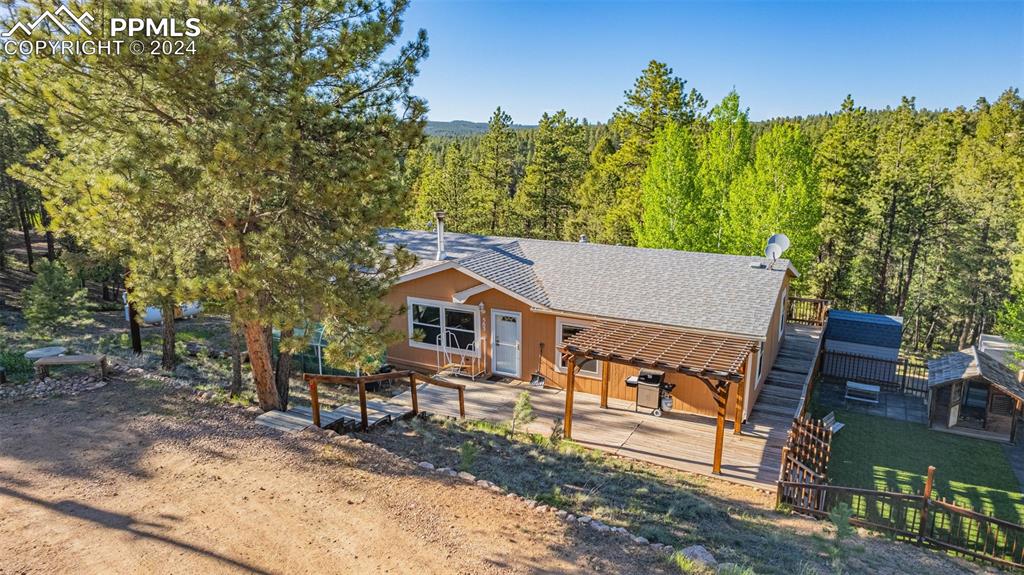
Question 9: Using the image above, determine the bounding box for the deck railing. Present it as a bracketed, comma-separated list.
[793, 314, 829, 419]
[820, 350, 929, 397]
[303, 371, 466, 430]
[786, 297, 830, 326]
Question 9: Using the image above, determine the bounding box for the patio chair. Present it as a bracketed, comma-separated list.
[822, 411, 844, 433]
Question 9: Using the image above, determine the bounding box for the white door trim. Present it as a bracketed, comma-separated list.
[490, 309, 522, 378]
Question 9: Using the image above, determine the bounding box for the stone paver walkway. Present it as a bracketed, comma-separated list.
[815, 381, 928, 424]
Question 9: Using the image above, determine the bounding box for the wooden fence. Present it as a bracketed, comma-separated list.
[777, 414, 834, 512]
[787, 297, 830, 327]
[778, 471, 1024, 569]
[820, 350, 929, 397]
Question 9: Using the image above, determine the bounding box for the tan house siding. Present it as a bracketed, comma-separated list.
[385, 267, 788, 423]
[744, 275, 792, 419]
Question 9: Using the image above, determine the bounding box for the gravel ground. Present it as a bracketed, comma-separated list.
[0, 374, 672, 575]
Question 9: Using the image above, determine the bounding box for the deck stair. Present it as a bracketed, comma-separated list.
[254, 399, 412, 434]
[751, 324, 822, 420]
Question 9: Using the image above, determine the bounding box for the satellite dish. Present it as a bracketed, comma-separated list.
[764, 233, 790, 268]
[767, 233, 790, 253]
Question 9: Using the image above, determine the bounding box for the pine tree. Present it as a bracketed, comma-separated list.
[408, 143, 474, 231]
[468, 107, 518, 234]
[2, 0, 428, 410]
[808, 96, 876, 304]
[586, 61, 706, 246]
[562, 135, 619, 242]
[22, 259, 90, 337]
[512, 111, 587, 239]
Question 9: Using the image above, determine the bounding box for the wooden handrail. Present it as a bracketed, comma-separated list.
[411, 373, 466, 418]
[793, 315, 829, 419]
[302, 371, 420, 431]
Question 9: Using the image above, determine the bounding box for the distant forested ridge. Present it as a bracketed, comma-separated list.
[426, 120, 536, 137]
[402, 61, 1024, 355]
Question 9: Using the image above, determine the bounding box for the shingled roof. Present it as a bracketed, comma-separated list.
[928, 346, 1024, 402]
[382, 229, 794, 339]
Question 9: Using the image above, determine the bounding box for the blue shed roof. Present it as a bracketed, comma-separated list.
[826, 310, 903, 349]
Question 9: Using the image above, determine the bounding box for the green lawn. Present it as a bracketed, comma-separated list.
[826, 409, 1024, 524]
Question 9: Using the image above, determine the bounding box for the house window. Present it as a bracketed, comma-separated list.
[407, 297, 481, 356]
[778, 288, 787, 340]
[990, 392, 1014, 417]
[555, 319, 601, 378]
[755, 343, 764, 384]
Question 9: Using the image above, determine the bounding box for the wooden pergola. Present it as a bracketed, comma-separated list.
[561, 320, 757, 474]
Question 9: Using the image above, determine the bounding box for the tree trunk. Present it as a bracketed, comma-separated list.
[226, 242, 281, 411]
[16, 191, 33, 271]
[229, 325, 243, 397]
[39, 201, 55, 261]
[160, 302, 177, 371]
[873, 187, 899, 313]
[274, 328, 294, 411]
[896, 235, 922, 317]
[125, 278, 144, 354]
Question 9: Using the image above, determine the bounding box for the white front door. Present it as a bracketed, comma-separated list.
[491, 310, 521, 378]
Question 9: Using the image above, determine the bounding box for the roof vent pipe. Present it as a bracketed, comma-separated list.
[434, 211, 447, 261]
[579, 234, 588, 243]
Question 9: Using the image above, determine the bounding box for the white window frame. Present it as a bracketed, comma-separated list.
[755, 342, 765, 384]
[407, 297, 481, 358]
[555, 318, 602, 379]
[778, 288, 788, 341]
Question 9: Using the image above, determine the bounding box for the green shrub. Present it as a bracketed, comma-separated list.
[22, 260, 90, 337]
[828, 502, 855, 545]
[549, 417, 564, 444]
[509, 390, 536, 435]
[458, 440, 478, 472]
[0, 349, 33, 378]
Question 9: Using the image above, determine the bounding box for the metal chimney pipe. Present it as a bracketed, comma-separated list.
[579, 234, 588, 243]
[435, 211, 447, 261]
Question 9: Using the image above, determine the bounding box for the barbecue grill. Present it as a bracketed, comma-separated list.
[625, 369, 675, 416]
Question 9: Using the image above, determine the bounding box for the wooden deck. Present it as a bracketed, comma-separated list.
[389, 323, 823, 490]
[391, 378, 791, 489]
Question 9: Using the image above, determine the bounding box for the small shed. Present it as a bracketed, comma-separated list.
[927, 346, 1024, 443]
[824, 310, 903, 360]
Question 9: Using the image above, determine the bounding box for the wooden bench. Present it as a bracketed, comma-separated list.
[822, 411, 845, 433]
[845, 381, 880, 405]
[34, 354, 108, 380]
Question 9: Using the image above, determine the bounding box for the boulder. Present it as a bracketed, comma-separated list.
[679, 545, 717, 568]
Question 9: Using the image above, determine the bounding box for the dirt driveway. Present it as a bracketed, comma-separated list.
[0, 378, 668, 574]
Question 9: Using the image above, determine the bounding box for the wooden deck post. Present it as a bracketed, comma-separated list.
[713, 380, 728, 475]
[357, 380, 368, 431]
[919, 465, 936, 542]
[408, 373, 419, 415]
[734, 377, 745, 435]
[564, 355, 577, 439]
[599, 360, 610, 409]
[309, 379, 321, 428]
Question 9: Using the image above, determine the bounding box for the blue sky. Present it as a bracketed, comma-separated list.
[398, 1, 1024, 123]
